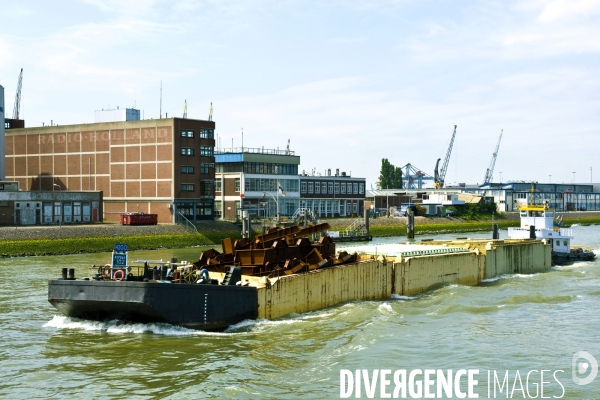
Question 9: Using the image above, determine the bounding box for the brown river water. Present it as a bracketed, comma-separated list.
[1, 228, 599, 399]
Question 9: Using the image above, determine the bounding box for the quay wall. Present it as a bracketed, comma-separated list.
[256, 240, 552, 320]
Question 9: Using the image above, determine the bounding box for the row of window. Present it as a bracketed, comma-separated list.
[180, 180, 214, 196]
[300, 181, 364, 195]
[180, 129, 215, 139]
[181, 146, 214, 156]
[215, 162, 298, 175]
[181, 163, 214, 174]
[244, 178, 299, 193]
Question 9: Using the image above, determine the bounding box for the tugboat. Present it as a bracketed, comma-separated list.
[507, 202, 595, 265]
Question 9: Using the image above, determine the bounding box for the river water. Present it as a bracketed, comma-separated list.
[1, 227, 599, 399]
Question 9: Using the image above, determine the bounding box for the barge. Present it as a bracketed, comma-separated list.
[49, 224, 555, 331]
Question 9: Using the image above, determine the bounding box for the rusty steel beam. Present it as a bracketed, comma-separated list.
[254, 226, 302, 244]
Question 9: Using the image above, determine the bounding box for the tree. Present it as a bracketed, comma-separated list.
[379, 159, 403, 189]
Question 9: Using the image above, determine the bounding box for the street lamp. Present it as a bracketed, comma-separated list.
[53, 183, 61, 191]
[262, 192, 279, 222]
[572, 171, 576, 184]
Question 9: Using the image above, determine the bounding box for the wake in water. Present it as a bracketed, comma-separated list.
[481, 273, 536, 283]
[44, 315, 236, 336]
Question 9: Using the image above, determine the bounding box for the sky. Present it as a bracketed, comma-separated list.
[1, 0, 599, 188]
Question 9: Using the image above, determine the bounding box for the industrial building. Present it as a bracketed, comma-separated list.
[215, 147, 365, 220]
[4, 112, 216, 223]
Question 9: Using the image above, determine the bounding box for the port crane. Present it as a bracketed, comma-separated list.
[401, 163, 434, 189]
[483, 129, 503, 184]
[433, 125, 457, 188]
[12, 68, 23, 119]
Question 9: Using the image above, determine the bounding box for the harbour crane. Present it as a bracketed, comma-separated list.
[483, 129, 503, 184]
[12, 68, 23, 119]
[433, 125, 457, 189]
[401, 163, 434, 189]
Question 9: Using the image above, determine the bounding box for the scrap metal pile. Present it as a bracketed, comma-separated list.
[194, 223, 358, 277]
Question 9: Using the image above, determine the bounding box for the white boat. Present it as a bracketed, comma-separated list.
[507, 202, 595, 265]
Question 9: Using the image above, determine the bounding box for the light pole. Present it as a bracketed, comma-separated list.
[53, 183, 61, 191]
[549, 175, 551, 183]
[572, 171, 576, 184]
[263, 192, 279, 222]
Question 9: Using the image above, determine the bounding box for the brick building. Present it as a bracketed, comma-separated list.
[4, 117, 215, 223]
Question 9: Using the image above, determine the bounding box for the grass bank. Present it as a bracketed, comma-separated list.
[0, 231, 239, 258]
[2, 215, 599, 258]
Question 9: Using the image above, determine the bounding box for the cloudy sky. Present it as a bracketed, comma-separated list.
[1, 0, 598, 187]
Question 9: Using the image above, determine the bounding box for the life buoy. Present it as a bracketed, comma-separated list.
[113, 269, 125, 281]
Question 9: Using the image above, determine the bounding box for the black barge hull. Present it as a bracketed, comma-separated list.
[48, 280, 258, 331]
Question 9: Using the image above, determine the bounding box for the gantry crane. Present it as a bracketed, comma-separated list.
[401, 163, 434, 189]
[12, 68, 23, 119]
[483, 129, 503, 184]
[433, 125, 457, 188]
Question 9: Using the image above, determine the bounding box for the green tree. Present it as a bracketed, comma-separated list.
[379, 158, 403, 189]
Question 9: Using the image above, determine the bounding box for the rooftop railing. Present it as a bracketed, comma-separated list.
[215, 147, 295, 156]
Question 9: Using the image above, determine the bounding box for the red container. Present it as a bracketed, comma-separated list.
[120, 213, 158, 225]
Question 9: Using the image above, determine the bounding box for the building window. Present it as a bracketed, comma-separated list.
[200, 146, 213, 156]
[315, 182, 320, 194]
[334, 183, 340, 194]
[181, 130, 194, 138]
[181, 183, 195, 192]
[328, 182, 334, 194]
[235, 178, 241, 192]
[301, 182, 307, 194]
[215, 179, 221, 192]
[181, 147, 194, 156]
[359, 183, 364, 194]
[308, 182, 314, 194]
[200, 180, 214, 196]
[341, 183, 346, 194]
[200, 163, 214, 174]
[181, 165, 194, 174]
[214, 200, 222, 217]
[200, 128, 214, 139]
[353, 183, 358, 194]
[321, 182, 327, 194]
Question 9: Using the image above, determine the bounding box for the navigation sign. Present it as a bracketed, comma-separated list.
[111, 243, 128, 279]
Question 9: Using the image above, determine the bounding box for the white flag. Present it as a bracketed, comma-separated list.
[278, 181, 286, 196]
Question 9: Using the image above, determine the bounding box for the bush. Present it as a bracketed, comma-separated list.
[0, 231, 241, 258]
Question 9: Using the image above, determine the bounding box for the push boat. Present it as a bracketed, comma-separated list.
[507, 203, 595, 265]
[48, 223, 359, 331]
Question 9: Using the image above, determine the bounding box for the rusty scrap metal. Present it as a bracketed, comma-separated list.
[194, 224, 355, 277]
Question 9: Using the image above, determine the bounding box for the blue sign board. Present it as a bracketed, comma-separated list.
[111, 243, 128, 279]
[114, 243, 128, 253]
[112, 253, 127, 268]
